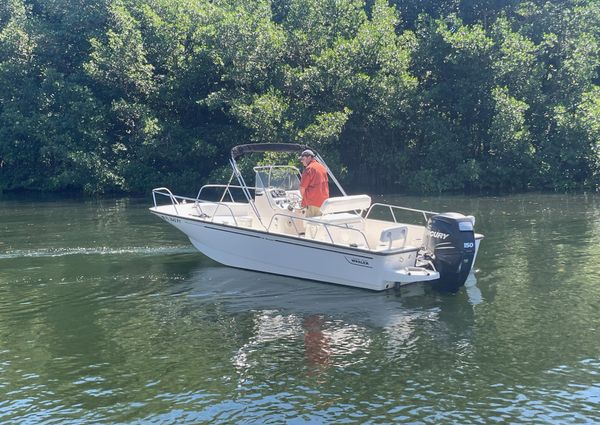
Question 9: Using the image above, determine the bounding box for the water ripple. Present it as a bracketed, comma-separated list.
[0, 246, 196, 260]
[1, 194, 600, 424]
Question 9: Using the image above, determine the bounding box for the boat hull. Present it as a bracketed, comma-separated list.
[152, 210, 436, 291]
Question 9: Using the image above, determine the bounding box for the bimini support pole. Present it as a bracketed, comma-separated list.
[315, 153, 347, 197]
[229, 157, 262, 224]
[219, 171, 236, 203]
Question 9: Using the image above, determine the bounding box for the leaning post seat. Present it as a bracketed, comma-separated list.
[319, 195, 372, 215]
[305, 195, 372, 245]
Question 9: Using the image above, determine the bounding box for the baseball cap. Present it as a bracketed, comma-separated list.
[299, 149, 315, 159]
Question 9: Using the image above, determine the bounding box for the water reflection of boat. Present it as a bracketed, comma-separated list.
[181, 265, 482, 331]
[151, 143, 483, 291]
[184, 266, 436, 327]
[181, 266, 480, 376]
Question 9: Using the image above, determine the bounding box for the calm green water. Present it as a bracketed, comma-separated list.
[1, 194, 599, 424]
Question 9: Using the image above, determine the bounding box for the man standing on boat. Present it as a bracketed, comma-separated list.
[299, 149, 329, 217]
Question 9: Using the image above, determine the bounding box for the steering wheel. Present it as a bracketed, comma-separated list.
[285, 192, 302, 211]
[287, 192, 301, 203]
[285, 199, 301, 211]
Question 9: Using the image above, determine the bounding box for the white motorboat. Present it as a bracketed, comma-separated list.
[150, 143, 483, 291]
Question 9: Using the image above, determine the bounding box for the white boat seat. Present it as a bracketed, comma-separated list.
[306, 213, 366, 245]
[310, 212, 363, 226]
[319, 195, 371, 214]
[379, 225, 408, 250]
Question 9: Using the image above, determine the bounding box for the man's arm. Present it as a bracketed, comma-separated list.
[299, 167, 312, 207]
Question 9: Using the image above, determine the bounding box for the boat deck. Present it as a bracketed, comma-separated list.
[151, 202, 429, 253]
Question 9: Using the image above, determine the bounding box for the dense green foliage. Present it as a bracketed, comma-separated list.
[0, 0, 598, 194]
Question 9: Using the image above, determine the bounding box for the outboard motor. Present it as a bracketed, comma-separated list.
[423, 212, 476, 292]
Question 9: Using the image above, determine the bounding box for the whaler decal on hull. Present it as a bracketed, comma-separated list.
[345, 256, 373, 268]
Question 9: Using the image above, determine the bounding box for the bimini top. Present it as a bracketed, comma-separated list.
[231, 143, 315, 159]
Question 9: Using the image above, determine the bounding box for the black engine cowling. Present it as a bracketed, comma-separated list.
[423, 212, 476, 291]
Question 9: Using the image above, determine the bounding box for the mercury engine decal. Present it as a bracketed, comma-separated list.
[428, 230, 449, 240]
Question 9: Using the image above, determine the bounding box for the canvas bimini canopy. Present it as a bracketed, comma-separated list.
[230, 143, 312, 159]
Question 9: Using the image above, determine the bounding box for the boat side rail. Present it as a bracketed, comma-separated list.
[203, 202, 243, 226]
[153, 187, 246, 225]
[365, 203, 439, 224]
[266, 213, 371, 249]
[152, 187, 191, 215]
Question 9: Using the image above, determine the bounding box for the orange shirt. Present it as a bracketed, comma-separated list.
[300, 160, 329, 207]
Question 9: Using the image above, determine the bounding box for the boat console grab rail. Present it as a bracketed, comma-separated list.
[365, 203, 439, 223]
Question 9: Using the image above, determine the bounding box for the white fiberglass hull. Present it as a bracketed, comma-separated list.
[151, 209, 443, 291]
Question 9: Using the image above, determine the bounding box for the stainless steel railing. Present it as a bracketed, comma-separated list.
[266, 213, 371, 249]
[152, 187, 241, 225]
[365, 203, 438, 224]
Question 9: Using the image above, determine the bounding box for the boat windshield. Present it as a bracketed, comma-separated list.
[254, 166, 301, 191]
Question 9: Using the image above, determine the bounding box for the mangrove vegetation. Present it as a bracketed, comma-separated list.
[0, 0, 598, 194]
